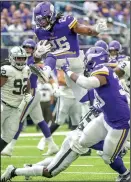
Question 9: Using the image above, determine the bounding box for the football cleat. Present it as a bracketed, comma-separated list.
[37, 137, 46, 151]
[23, 164, 32, 180]
[116, 170, 130, 182]
[1, 165, 16, 182]
[42, 144, 59, 156]
[1, 145, 14, 157]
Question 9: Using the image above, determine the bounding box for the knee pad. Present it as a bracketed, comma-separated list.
[102, 154, 111, 165]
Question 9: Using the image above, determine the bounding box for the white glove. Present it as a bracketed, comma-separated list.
[95, 19, 107, 33]
[34, 40, 51, 58]
[18, 93, 33, 112]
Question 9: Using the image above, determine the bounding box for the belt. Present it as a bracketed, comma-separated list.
[2, 100, 17, 108]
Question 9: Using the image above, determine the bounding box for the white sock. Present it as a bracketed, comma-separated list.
[46, 136, 55, 146]
[10, 139, 17, 148]
[122, 169, 129, 176]
[43, 66, 51, 77]
[15, 166, 44, 176]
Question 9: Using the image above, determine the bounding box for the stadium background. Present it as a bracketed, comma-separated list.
[1, 1, 130, 182]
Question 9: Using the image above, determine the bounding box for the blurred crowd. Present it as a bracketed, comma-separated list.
[1, 1, 130, 47]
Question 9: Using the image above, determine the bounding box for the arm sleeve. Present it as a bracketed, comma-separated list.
[76, 75, 100, 89]
[1, 65, 13, 77]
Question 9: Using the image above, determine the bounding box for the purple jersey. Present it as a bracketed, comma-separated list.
[35, 15, 80, 58]
[90, 65, 130, 129]
[27, 56, 38, 91]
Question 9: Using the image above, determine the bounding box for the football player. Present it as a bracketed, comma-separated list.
[1, 39, 59, 156]
[0, 46, 32, 152]
[61, 46, 130, 181]
[29, 1, 107, 85]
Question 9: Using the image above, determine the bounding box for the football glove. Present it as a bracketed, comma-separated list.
[95, 19, 107, 33]
[34, 40, 51, 58]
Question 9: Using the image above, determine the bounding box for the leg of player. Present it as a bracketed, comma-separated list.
[29, 99, 59, 155]
[1, 122, 24, 156]
[102, 124, 130, 182]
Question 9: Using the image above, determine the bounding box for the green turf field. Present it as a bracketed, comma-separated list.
[1, 125, 130, 181]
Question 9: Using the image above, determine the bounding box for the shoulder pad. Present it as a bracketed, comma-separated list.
[58, 15, 77, 29]
[91, 66, 109, 76]
[1, 65, 13, 77]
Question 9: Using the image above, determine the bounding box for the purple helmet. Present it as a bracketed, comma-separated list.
[95, 40, 108, 51]
[108, 40, 122, 52]
[34, 2, 56, 30]
[22, 39, 36, 49]
[84, 47, 109, 72]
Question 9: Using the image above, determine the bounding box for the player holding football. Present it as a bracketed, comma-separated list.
[29, 1, 107, 85]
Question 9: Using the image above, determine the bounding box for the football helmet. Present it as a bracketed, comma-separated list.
[95, 40, 108, 51]
[84, 46, 109, 72]
[22, 39, 36, 56]
[9, 46, 27, 70]
[34, 2, 56, 30]
[108, 40, 122, 57]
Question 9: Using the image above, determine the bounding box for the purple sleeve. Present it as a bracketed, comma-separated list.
[30, 73, 38, 89]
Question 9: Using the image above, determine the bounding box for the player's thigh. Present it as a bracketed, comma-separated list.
[47, 137, 79, 176]
[1, 108, 20, 143]
[79, 114, 107, 147]
[1, 104, 12, 126]
[103, 125, 129, 164]
[69, 100, 82, 126]
[29, 101, 44, 124]
[55, 96, 69, 125]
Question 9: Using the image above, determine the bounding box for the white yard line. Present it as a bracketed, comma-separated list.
[20, 132, 69, 137]
[2, 155, 130, 159]
[62, 172, 117, 175]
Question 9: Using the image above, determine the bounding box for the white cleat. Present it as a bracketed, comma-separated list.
[37, 137, 46, 151]
[42, 144, 59, 156]
[1, 165, 15, 182]
[1, 146, 13, 157]
[96, 150, 103, 156]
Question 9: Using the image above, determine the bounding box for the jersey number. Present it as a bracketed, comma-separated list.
[13, 78, 28, 95]
[50, 36, 70, 51]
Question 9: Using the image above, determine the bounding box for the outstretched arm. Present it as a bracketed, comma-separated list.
[72, 19, 107, 36]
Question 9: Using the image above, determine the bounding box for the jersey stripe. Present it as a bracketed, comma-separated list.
[68, 19, 77, 29]
[91, 71, 109, 76]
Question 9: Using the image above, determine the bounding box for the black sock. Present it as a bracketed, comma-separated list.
[0, 138, 8, 152]
[50, 123, 60, 134]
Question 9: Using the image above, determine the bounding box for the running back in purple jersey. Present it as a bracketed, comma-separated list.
[90, 65, 130, 129]
[35, 15, 80, 58]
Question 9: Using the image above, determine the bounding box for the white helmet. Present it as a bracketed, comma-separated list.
[9, 46, 28, 70]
